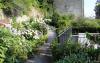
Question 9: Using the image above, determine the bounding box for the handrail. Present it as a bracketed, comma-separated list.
[51, 26, 72, 43]
[57, 26, 72, 37]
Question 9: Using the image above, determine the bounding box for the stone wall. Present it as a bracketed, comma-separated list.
[54, 0, 84, 17]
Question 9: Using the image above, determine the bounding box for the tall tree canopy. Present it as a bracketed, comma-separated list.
[95, 0, 100, 19]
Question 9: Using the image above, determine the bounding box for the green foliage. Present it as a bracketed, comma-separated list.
[51, 40, 81, 60]
[0, 0, 33, 16]
[0, 28, 47, 63]
[51, 39, 60, 60]
[50, 13, 60, 28]
[51, 39, 100, 62]
[45, 13, 73, 34]
[0, 0, 53, 18]
[50, 13, 73, 28]
[36, 34, 48, 46]
[33, 0, 54, 17]
[12, 22, 24, 30]
[1, 35, 32, 62]
[46, 16, 100, 33]
[95, 2, 100, 19]
[0, 46, 7, 63]
[23, 18, 47, 35]
[56, 53, 93, 63]
[71, 18, 100, 28]
[22, 31, 35, 40]
[0, 28, 12, 38]
[86, 33, 100, 44]
[71, 18, 86, 28]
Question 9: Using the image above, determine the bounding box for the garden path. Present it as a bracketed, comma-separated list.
[25, 29, 56, 63]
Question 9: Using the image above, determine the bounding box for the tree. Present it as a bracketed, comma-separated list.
[95, 0, 100, 19]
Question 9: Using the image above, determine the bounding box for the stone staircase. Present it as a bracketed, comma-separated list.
[25, 43, 53, 63]
[25, 30, 56, 63]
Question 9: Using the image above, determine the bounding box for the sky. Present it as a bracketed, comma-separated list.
[84, 0, 96, 18]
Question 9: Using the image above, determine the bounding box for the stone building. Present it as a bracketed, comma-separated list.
[54, 0, 84, 17]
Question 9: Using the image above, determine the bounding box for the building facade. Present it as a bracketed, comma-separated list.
[54, 0, 84, 17]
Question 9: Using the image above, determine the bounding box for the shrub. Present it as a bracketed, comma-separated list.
[0, 28, 48, 63]
[71, 18, 100, 28]
[23, 19, 47, 35]
[51, 39, 100, 62]
[86, 33, 100, 44]
[51, 40, 81, 60]
[50, 13, 73, 28]
[56, 53, 93, 63]
[0, 46, 7, 63]
[51, 39, 62, 60]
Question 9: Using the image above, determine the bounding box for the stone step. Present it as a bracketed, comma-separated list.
[25, 30, 56, 63]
